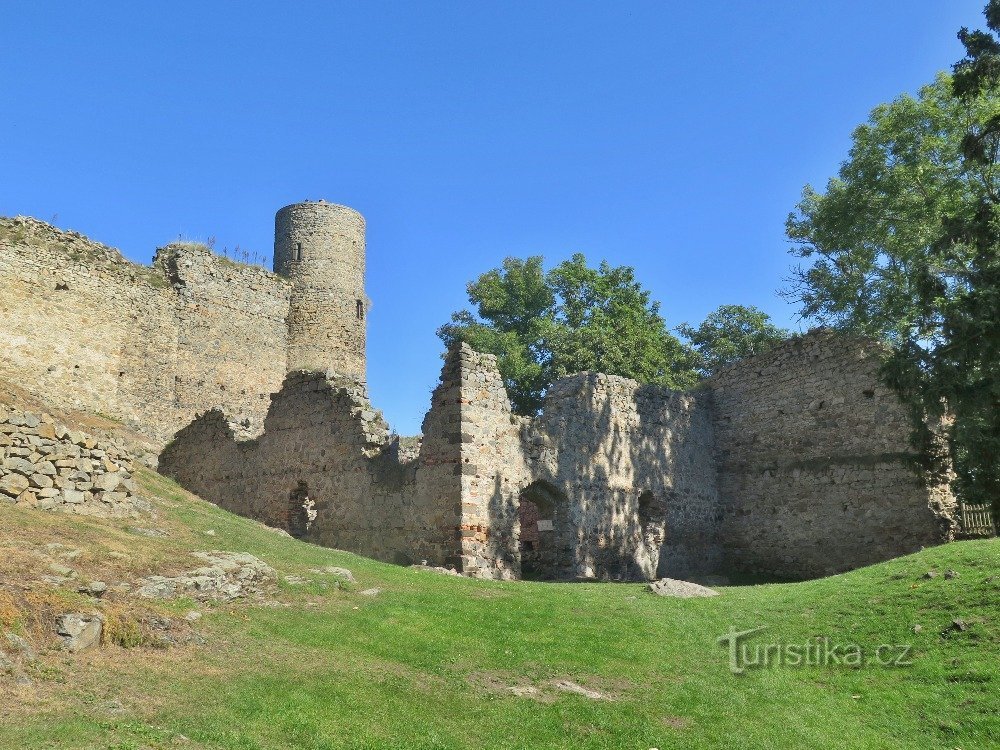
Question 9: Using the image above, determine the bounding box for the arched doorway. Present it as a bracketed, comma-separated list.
[288, 481, 316, 539]
[517, 480, 571, 580]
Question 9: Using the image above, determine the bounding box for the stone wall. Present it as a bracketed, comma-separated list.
[159, 333, 957, 582]
[274, 202, 367, 377]
[160, 344, 722, 581]
[0, 217, 290, 444]
[160, 355, 465, 568]
[709, 331, 958, 579]
[457, 346, 722, 581]
[0, 406, 145, 518]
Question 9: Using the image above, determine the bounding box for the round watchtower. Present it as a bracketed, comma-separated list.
[274, 201, 366, 378]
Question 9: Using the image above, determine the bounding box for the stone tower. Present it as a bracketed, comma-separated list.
[274, 201, 366, 378]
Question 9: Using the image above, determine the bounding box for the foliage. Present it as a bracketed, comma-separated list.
[438, 254, 699, 413]
[677, 304, 789, 376]
[783, 73, 994, 342]
[784, 5, 1000, 513]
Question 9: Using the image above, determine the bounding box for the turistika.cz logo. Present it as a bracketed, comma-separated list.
[717, 626, 914, 675]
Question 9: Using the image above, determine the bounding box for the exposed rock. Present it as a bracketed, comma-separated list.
[138, 551, 276, 602]
[319, 566, 355, 582]
[550, 680, 609, 700]
[80, 581, 107, 597]
[56, 613, 103, 652]
[410, 563, 462, 577]
[359, 587, 382, 597]
[647, 578, 719, 598]
[945, 569, 960, 580]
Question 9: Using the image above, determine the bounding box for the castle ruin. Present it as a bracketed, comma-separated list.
[0, 203, 959, 581]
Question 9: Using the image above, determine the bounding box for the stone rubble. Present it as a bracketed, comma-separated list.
[137, 551, 276, 602]
[647, 578, 720, 598]
[0, 407, 147, 518]
[56, 613, 103, 652]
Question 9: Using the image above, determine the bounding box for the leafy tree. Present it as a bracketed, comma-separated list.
[784, 3, 1000, 515]
[438, 254, 699, 414]
[783, 73, 994, 342]
[677, 304, 790, 376]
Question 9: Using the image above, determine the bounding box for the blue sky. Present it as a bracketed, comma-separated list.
[1, 1, 987, 434]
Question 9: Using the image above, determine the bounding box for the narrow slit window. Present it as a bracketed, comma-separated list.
[356, 299, 364, 320]
[295, 242, 303, 261]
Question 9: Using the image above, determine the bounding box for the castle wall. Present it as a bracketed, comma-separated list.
[0, 217, 290, 444]
[160, 344, 722, 581]
[160, 356, 466, 568]
[709, 331, 958, 579]
[153, 244, 290, 435]
[458, 346, 722, 581]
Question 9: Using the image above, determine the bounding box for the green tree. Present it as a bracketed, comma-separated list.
[438, 253, 698, 414]
[784, 73, 994, 343]
[677, 304, 789, 376]
[784, 3, 1000, 515]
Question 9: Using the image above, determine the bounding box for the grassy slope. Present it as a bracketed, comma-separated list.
[0, 470, 997, 750]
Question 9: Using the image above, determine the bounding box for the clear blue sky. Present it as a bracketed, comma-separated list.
[0, 1, 987, 434]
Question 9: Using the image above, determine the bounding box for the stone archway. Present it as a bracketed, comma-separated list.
[517, 480, 571, 580]
[288, 481, 316, 539]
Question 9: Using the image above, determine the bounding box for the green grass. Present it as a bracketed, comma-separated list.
[1, 469, 997, 749]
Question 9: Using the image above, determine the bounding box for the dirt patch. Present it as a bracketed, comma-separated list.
[468, 670, 620, 703]
[662, 715, 693, 729]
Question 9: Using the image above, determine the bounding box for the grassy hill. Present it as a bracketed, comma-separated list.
[0, 469, 997, 750]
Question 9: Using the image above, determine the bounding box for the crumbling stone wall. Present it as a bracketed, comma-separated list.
[161, 344, 722, 581]
[0, 217, 290, 443]
[709, 331, 958, 579]
[160, 356, 465, 568]
[0, 406, 145, 518]
[159, 333, 957, 582]
[457, 346, 722, 581]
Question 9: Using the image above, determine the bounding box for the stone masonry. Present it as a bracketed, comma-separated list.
[2, 204, 959, 581]
[709, 330, 958, 578]
[0, 201, 365, 445]
[0, 406, 145, 518]
[160, 335, 957, 582]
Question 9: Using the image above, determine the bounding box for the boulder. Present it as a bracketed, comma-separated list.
[56, 613, 103, 652]
[647, 578, 719, 598]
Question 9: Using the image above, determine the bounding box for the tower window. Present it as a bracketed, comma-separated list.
[295, 242, 303, 261]
[356, 299, 364, 320]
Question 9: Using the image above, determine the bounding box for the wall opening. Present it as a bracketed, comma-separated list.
[295, 242, 303, 261]
[356, 299, 364, 320]
[637, 491, 666, 545]
[288, 480, 316, 539]
[631, 490, 668, 580]
[517, 480, 571, 580]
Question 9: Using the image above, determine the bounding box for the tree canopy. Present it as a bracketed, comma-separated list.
[677, 304, 789, 377]
[438, 254, 699, 414]
[784, 1, 1000, 514]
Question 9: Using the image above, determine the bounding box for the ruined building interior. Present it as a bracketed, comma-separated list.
[0, 203, 959, 582]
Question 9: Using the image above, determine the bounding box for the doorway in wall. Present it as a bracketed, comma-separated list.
[517, 480, 571, 580]
[288, 481, 316, 539]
